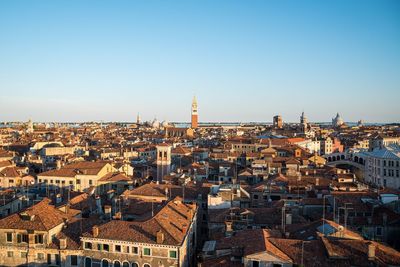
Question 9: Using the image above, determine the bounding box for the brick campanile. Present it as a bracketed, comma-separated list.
[191, 96, 198, 128]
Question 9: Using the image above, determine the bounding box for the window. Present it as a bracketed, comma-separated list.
[114, 261, 121, 267]
[376, 227, 383, 236]
[103, 244, 109, 251]
[84, 257, 92, 267]
[84, 242, 92, 250]
[35, 234, 44, 244]
[21, 251, 27, 258]
[143, 247, 151, 256]
[47, 254, 52, 264]
[253, 194, 259, 199]
[6, 232, 12, 242]
[125, 246, 130, 253]
[132, 246, 138, 254]
[143, 264, 151, 267]
[37, 253, 44, 260]
[169, 250, 177, 259]
[17, 234, 29, 243]
[55, 254, 61, 265]
[115, 245, 121, 252]
[7, 251, 13, 258]
[101, 259, 109, 267]
[76, 179, 81, 185]
[131, 263, 139, 267]
[89, 180, 93, 185]
[122, 262, 129, 267]
[70, 255, 78, 266]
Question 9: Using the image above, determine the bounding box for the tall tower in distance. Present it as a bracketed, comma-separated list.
[156, 143, 171, 183]
[191, 96, 198, 129]
[273, 115, 283, 129]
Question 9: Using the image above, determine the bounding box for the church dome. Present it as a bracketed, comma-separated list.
[161, 120, 169, 128]
[332, 113, 344, 127]
[152, 118, 160, 128]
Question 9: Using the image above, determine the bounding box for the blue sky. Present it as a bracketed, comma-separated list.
[0, 0, 399, 123]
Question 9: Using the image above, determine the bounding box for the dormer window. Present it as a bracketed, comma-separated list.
[20, 212, 34, 221]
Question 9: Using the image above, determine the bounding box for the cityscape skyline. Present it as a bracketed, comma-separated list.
[1, 0, 399, 123]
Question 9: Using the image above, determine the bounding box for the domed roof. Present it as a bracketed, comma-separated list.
[332, 113, 344, 127]
[152, 118, 160, 128]
[161, 120, 169, 127]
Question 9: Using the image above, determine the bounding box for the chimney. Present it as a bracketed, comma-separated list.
[368, 243, 376, 260]
[92, 226, 99, 237]
[104, 205, 112, 220]
[156, 230, 165, 244]
[56, 193, 62, 204]
[59, 238, 67, 249]
[56, 160, 62, 170]
[225, 221, 233, 234]
[182, 223, 188, 233]
[113, 212, 122, 220]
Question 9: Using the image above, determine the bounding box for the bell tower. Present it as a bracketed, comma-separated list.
[156, 144, 171, 183]
[191, 96, 198, 129]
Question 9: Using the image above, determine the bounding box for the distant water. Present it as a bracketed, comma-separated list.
[0, 121, 393, 128]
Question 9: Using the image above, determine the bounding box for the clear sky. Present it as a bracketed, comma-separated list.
[0, 0, 399, 123]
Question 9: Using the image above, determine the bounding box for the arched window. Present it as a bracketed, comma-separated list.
[114, 261, 121, 267]
[143, 264, 151, 267]
[122, 262, 130, 267]
[131, 263, 139, 267]
[340, 155, 345, 160]
[101, 259, 109, 267]
[84, 257, 92, 267]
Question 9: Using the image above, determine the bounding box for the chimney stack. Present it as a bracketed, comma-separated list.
[368, 242, 376, 260]
[56, 193, 62, 204]
[56, 160, 62, 170]
[156, 230, 165, 244]
[104, 205, 112, 220]
[92, 226, 99, 237]
[59, 238, 67, 249]
[182, 223, 188, 233]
